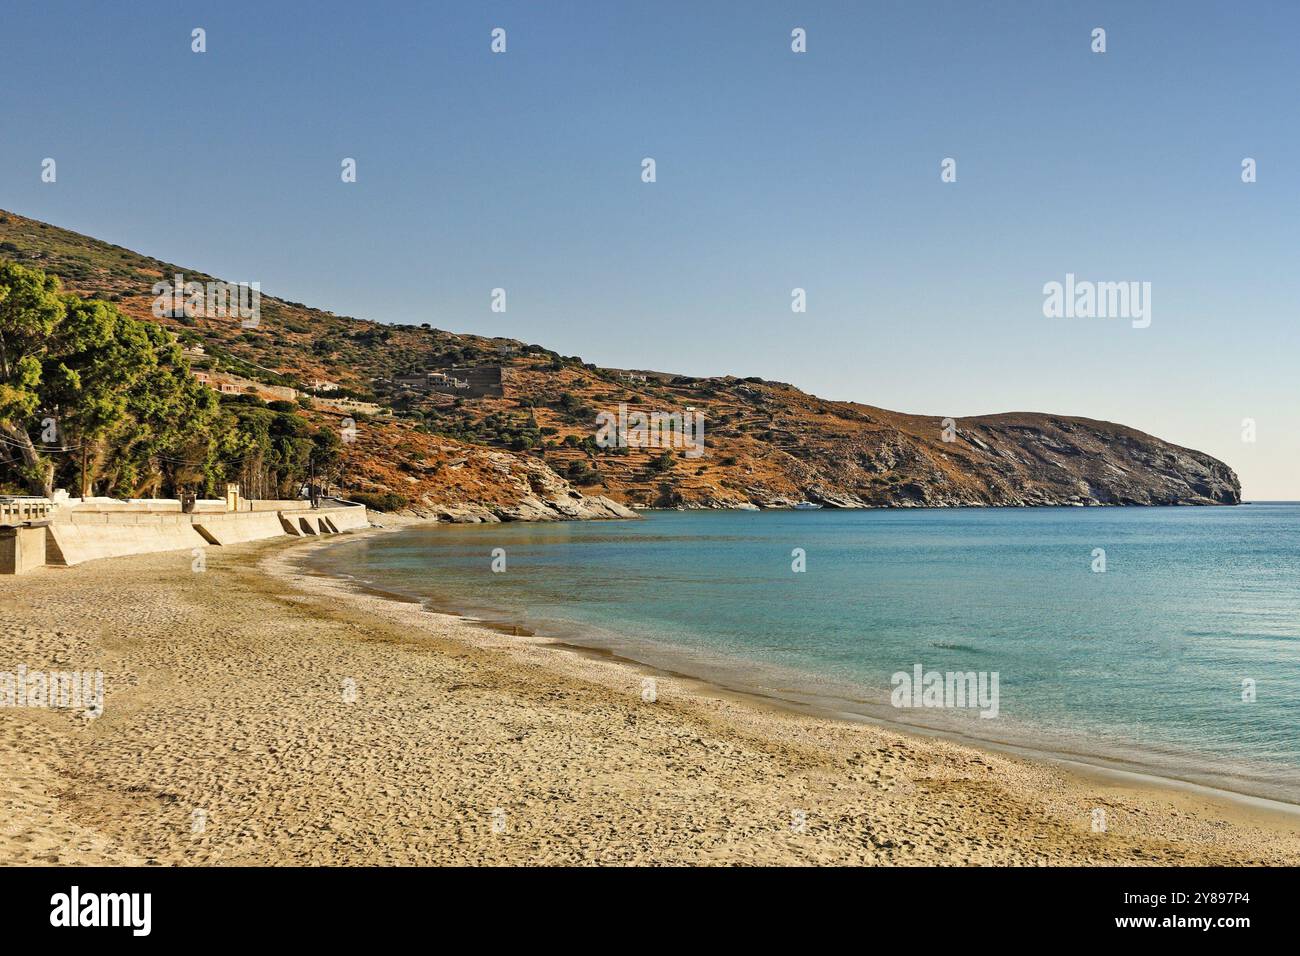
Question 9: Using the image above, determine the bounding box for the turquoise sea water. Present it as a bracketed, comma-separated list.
[308, 506, 1300, 803]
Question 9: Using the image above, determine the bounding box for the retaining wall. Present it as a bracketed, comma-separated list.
[45, 512, 210, 566]
[193, 512, 293, 545]
[0, 525, 48, 575]
[26, 505, 369, 569]
[324, 507, 370, 532]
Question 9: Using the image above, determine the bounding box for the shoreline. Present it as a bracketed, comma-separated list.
[2, 528, 1297, 864]
[293, 525, 1300, 825]
[302, 522, 1300, 816]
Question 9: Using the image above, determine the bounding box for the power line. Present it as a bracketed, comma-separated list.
[0, 434, 85, 452]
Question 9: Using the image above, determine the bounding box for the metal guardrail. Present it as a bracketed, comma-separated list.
[0, 498, 54, 526]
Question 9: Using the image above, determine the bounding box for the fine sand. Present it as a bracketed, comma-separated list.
[2, 526, 1298, 866]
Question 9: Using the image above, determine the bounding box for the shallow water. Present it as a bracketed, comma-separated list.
[309, 505, 1300, 803]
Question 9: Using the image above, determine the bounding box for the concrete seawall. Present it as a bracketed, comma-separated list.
[194, 512, 292, 545]
[0, 525, 48, 575]
[1, 505, 370, 573]
[45, 512, 210, 566]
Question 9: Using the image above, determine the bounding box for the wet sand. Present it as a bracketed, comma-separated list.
[1, 527, 1297, 865]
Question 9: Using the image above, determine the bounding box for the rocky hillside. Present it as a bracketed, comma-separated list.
[0, 209, 1240, 515]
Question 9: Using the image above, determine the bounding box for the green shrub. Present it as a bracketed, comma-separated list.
[349, 491, 410, 512]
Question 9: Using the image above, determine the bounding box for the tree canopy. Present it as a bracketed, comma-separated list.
[0, 260, 339, 500]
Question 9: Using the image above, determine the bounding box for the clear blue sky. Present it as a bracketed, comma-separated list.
[2, 1, 1296, 497]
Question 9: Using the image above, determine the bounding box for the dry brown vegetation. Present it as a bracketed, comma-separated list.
[0, 209, 1239, 515]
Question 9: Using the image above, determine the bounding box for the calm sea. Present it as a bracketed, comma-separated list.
[308, 505, 1300, 804]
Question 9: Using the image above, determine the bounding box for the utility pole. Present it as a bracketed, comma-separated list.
[81, 444, 88, 500]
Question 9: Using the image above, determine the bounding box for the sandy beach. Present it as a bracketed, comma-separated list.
[2, 526, 1298, 866]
